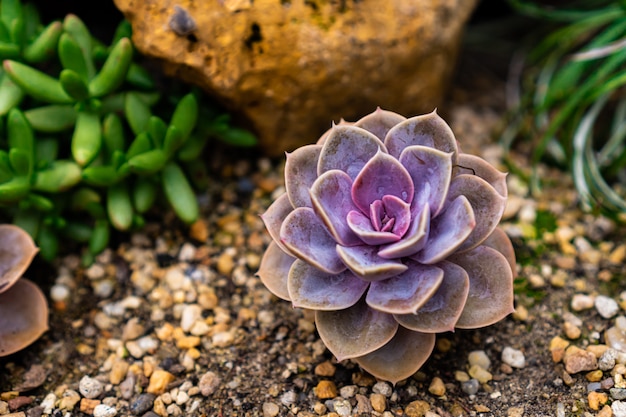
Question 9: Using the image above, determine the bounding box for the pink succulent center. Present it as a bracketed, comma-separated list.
[368, 195, 411, 238]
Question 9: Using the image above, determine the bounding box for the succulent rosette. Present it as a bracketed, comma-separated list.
[259, 109, 516, 383]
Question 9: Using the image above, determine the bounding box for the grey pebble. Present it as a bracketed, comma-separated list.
[130, 393, 156, 415]
[612, 388, 626, 400]
[461, 379, 480, 395]
[280, 391, 297, 406]
[199, 371, 221, 396]
[599, 348, 618, 371]
[596, 295, 620, 319]
[587, 382, 602, 392]
[332, 399, 352, 417]
[372, 381, 392, 397]
[141, 412, 160, 417]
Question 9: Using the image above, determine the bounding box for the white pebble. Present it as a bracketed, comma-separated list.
[40, 393, 57, 414]
[571, 294, 594, 311]
[613, 400, 626, 417]
[50, 284, 70, 302]
[263, 402, 280, 417]
[79, 375, 104, 399]
[181, 304, 202, 332]
[372, 381, 392, 397]
[93, 404, 117, 417]
[501, 347, 525, 368]
[596, 295, 620, 319]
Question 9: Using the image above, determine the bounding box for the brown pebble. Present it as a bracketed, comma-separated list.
[550, 336, 570, 363]
[314, 361, 336, 377]
[598, 404, 613, 417]
[370, 393, 386, 413]
[7, 396, 32, 410]
[189, 219, 209, 242]
[588, 391, 608, 410]
[314, 380, 337, 399]
[562, 370, 575, 386]
[110, 359, 130, 385]
[216, 252, 235, 276]
[146, 369, 175, 394]
[563, 322, 581, 339]
[428, 377, 446, 397]
[199, 371, 221, 396]
[587, 344, 610, 358]
[475, 405, 491, 412]
[404, 400, 430, 417]
[79, 398, 100, 414]
[563, 345, 598, 374]
[352, 372, 376, 387]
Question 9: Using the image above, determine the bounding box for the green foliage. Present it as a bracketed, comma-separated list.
[0, 1, 257, 261]
[503, 0, 626, 221]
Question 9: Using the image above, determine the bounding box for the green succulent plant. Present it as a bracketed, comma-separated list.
[0, 0, 256, 262]
[503, 0, 626, 221]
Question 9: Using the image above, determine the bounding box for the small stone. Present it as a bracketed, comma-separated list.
[468, 351, 491, 370]
[58, 389, 81, 411]
[586, 370, 604, 382]
[597, 295, 620, 319]
[93, 404, 117, 417]
[587, 344, 610, 358]
[507, 406, 524, 417]
[372, 381, 392, 397]
[404, 400, 430, 417]
[280, 391, 297, 406]
[177, 335, 201, 349]
[313, 402, 327, 415]
[588, 391, 609, 411]
[563, 322, 581, 339]
[80, 398, 101, 414]
[599, 348, 618, 371]
[314, 381, 337, 399]
[370, 393, 386, 412]
[598, 405, 612, 417]
[563, 346, 598, 374]
[333, 398, 353, 416]
[550, 336, 570, 362]
[130, 393, 156, 415]
[454, 371, 470, 382]
[571, 294, 595, 311]
[181, 304, 203, 332]
[216, 252, 235, 276]
[79, 376, 104, 399]
[86, 264, 106, 280]
[199, 371, 221, 396]
[339, 385, 358, 398]
[612, 388, 626, 400]
[428, 377, 446, 396]
[615, 400, 626, 417]
[501, 347, 525, 368]
[468, 365, 492, 383]
[109, 360, 129, 385]
[602, 377, 615, 390]
[512, 305, 528, 321]
[262, 402, 280, 417]
[355, 394, 372, 414]
[609, 245, 626, 264]
[40, 393, 56, 414]
[146, 370, 175, 394]
[461, 379, 480, 395]
[314, 361, 336, 377]
[474, 405, 491, 413]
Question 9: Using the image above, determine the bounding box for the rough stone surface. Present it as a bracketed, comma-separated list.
[113, 0, 478, 155]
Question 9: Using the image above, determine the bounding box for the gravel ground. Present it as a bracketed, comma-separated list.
[2, 77, 626, 417]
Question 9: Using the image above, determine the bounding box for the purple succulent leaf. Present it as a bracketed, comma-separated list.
[399, 145, 453, 217]
[448, 245, 515, 329]
[382, 195, 411, 237]
[260, 193, 296, 257]
[412, 195, 475, 264]
[378, 203, 430, 259]
[354, 108, 407, 142]
[481, 227, 517, 278]
[336, 245, 408, 281]
[280, 207, 346, 274]
[310, 169, 363, 247]
[288, 259, 368, 310]
[346, 210, 400, 245]
[353, 326, 435, 385]
[315, 298, 398, 361]
[454, 154, 508, 198]
[0, 224, 39, 295]
[0, 279, 49, 357]
[317, 119, 353, 146]
[384, 110, 458, 161]
[394, 261, 469, 333]
[285, 144, 322, 208]
[446, 174, 507, 253]
[318, 125, 387, 179]
[257, 241, 295, 301]
[365, 261, 443, 315]
[351, 150, 414, 214]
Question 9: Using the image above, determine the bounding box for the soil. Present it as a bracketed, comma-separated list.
[2, 14, 626, 417]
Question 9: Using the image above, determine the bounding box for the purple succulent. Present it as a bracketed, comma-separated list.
[259, 109, 516, 383]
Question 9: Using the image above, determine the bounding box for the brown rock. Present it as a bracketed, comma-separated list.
[588, 391, 608, 410]
[314, 361, 336, 377]
[146, 369, 175, 394]
[563, 345, 598, 374]
[113, 0, 478, 155]
[405, 400, 430, 417]
[79, 398, 100, 414]
[314, 380, 337, 399]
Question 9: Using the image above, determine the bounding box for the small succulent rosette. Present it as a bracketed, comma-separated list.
[259, 109, 516, 383]
[0, 224, 47, 357]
